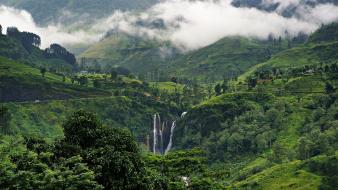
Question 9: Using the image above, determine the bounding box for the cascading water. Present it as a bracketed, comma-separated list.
[153, 114, 157, 153]
[153, 112, 188, 155]
[164, 121, 176, 155]
[181, 112, 188, 118]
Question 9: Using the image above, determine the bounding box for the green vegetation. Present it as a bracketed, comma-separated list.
[1, 21, 338, 189]
[169, 36, 288, 82]
[0, 56, 109, 102]
[80, 33, 178, 78]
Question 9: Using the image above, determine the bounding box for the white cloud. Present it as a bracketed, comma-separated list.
[99, 0, 338, 50]
[0, 5, 103, 48]
[1, 0, 338, 51]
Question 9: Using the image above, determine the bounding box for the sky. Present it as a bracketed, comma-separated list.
[1, 0, 338, 50]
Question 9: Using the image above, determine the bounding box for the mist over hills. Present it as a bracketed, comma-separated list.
[1, 0, 338, 51]
[0, 0, 159, 25]
[0, 1, 338, 190]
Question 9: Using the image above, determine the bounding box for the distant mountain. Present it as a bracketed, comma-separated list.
[232, 0, 338, 17]
[167, 36, 289, 82]
[0, 0, 159, 25]
[80, 32, 180, 79]
[81, 33, 293, 82]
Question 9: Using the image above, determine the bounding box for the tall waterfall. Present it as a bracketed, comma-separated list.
[164, 121, 176, 155]
[153, 114, 157, 153]
[152, 112, 187, 155]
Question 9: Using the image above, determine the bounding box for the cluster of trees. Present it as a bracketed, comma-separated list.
[246, 63, 338, 91]
[6, 27, 41, 52]
[267, 32, 308, 49]
[0, 110, 227, 190]
[253, 63, 338, 81]
[297, 94, 337, 160]
[145, 149, 225, 190]
[0, 111, 150, 189]
[0, 106, 11, 134]
[44, 44, 76, 66]
[175, 93, 290, 161]
[214, 79, 230, 96]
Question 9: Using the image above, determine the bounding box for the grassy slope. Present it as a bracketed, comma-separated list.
[0, 56, 110, 102]
[239, 41, 338, 83]
[149, 82, 184, 94]
[233, 161, 322, 190]
[80, 33, 176, 74]
[169, 37, 286, 81]
[223, 26, 338, 189]
[82, 35, 287, 82]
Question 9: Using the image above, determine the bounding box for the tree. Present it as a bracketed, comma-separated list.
[221, 79, 229, 93]
[79, 76, 88, 86]
[61, 110, 151, 189]
[214, 84, 222, 96]
[6, 27, 20, 39]
[111, 70, 118, 81]
[0, 24, 2, 35]
[0, 106, 11, 134]
[297, 137, 312, 160]
[248, 77, 257, 89]
[93, 79, 102, 88]
[171, 76, 178, 84]
[40, 67, 46, 77]
[45, 44, 76, 65]
[0, 136, 102, 190]
[325, 82, 335, 94]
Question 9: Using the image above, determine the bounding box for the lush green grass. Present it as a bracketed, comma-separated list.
[149, 82, 184, 94]
[233, 161, 322, 190]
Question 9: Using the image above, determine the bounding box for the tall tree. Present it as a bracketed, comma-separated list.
[0, 106, 11, 134]
[61, 111, 151, 189]
[214, 84, 222, 96]
[40, 67, 47, 77]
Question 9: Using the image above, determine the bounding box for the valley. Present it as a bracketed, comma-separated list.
[0, 1, 337, 190]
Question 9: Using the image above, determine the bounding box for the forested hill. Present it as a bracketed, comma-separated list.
[0, 0, 159, 24]
[0, 26, 76, 71]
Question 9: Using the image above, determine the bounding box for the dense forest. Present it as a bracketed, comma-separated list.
[0, 2, 338, 189]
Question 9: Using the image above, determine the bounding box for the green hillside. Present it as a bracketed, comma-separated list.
[81, 35, 290, 82]
[0, 33, 75, 72]
[167, 23, 338, 189]
[80, 33, 179, 77]
[0, 56, 109, 102]
[4, 95, 175, 142]
[308, 22, 338, 43]
[1, 20, 338, 189]
[169, 36, 288, 81]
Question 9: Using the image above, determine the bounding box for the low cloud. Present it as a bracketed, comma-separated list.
[0, 6, 103, 48]
[1, 0, 338, 51]
[100, 0, 338, 50]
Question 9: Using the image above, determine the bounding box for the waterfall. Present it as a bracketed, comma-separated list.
[160, 122, 164, 154]
[164, 121, 176, 155]
[153, 112, 187, 154]
[153, 114, 157, 153]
